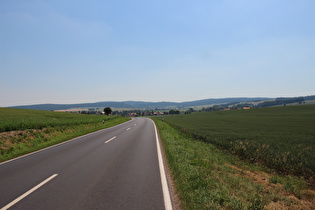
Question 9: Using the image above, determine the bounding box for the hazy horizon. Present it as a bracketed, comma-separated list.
[5, 95, 315, 108]
[1, 94, 312, 107]
[1, 0, 314, 107]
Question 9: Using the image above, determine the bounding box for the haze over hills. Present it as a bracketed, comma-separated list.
[7, 95, 315, 111]
[7, 97, 272, 111]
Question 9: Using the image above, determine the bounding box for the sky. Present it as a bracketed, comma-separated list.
[1, 0, 315, 107]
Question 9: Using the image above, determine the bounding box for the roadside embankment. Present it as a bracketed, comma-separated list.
[0, 108, 130, 162]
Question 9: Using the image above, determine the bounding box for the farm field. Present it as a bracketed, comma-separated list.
[0, 108, 130, 162]
[160, 105, 315, 179]
[153, 118, 315, 209]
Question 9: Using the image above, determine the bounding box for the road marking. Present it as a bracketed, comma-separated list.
[134, 124, 137, 126]
[126, 127, 131, 131]
[105, 136, 116, 144]
[151, 119, 173, 210]
[1, 174, 58, 210]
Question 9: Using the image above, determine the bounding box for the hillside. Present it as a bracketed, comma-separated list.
[7, 97, 271, 111]
[7, 95, 315, 111]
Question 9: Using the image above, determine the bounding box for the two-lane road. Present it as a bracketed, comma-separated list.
[0, 118, 171, 210]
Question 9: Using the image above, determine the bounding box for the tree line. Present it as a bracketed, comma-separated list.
[255, 97, 305, 108]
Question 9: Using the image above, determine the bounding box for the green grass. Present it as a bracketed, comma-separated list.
[159, 105, 315, 179]
[153, 118, 313, 209]
[0, 108, 130, 162]
[0, 107, 117, 132]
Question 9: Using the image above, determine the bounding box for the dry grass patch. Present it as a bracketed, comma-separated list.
[225, 163, 315, 209]
[1, 129, 53, 146]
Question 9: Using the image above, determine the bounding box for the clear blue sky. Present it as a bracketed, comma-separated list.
[1, 0, 314, 107]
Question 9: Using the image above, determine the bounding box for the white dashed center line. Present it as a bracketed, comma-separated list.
[105, 136, 116, 144]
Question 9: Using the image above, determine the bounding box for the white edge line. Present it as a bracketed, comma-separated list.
[1, 174, 58, 210]
[0, 118, 134, 166]
[105, 136, 116, 144]
[151, 119, 173, 210]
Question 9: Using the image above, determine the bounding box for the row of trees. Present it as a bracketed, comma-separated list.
[201, 102, 248, 112]
[77, 107, 112, 115]
[256, 97, 305, 108]
[168, 109, 181, 115]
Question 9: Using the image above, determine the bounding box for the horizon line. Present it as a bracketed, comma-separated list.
[4, 95, 315, 107]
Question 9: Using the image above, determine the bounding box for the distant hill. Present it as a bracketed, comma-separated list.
[8, 102, 134, 111]
[8, 97, 272, 111]
[12, 95, 315, 111]
[180, 97, 268, 107]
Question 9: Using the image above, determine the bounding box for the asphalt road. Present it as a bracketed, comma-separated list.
[0, 118, 171, 210]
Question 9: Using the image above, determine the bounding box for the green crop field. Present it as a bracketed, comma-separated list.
[160, 105, 315, 179]
[0, 108, 130, 161]
[152, 118, 314, 209]
[0, 108, 116, 132]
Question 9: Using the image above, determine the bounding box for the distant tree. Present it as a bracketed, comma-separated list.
[169, 109, 180, 115]
[104, 107, 112, 116]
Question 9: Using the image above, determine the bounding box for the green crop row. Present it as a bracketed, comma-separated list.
[0, 108, 115, 132]
[159, 105, 315, 179]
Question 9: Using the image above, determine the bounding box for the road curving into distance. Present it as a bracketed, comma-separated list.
[0, 118, 172, 210]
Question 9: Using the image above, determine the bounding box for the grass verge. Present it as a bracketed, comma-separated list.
[0, 115, 129, 162]
[152, 118, 315, 209]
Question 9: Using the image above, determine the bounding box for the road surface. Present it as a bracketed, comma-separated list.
[0, 118, 171, 210]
